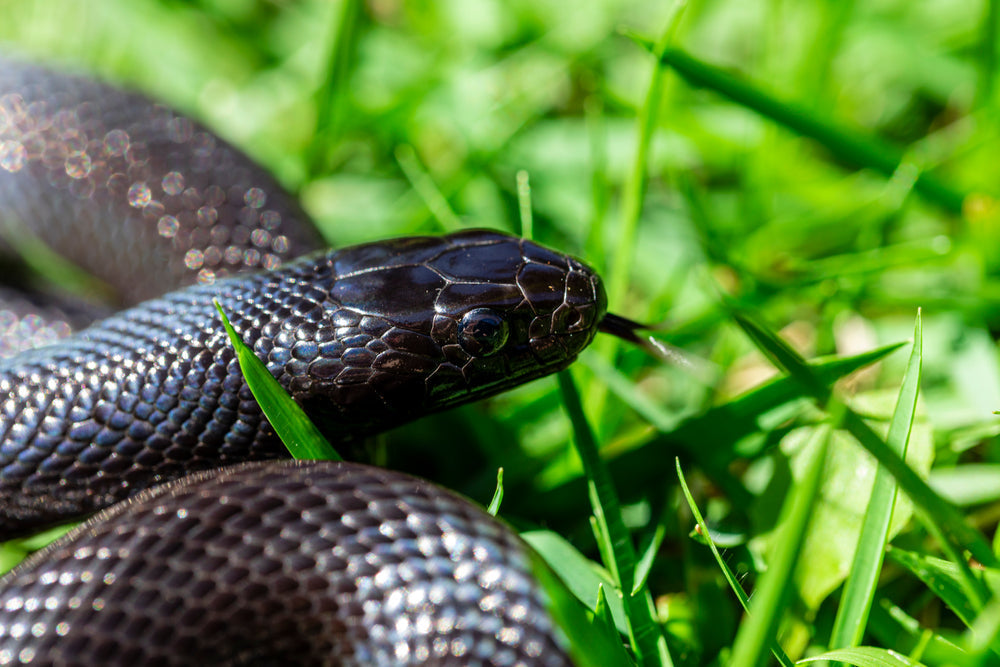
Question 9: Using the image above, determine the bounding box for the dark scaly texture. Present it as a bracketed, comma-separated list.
[0, 56, 322, 305]
[0, 58, 602, 665]
[0, 460, 573, 666]
[0, 230, 606, 537]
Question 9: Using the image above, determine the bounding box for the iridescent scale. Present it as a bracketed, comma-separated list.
[0, 58, 322, 305]
[0, 461, 573, 666]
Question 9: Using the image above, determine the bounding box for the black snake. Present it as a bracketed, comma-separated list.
[0, 57, 631, 665]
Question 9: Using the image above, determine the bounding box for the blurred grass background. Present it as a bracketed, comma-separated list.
[4, 0, 1000, 664]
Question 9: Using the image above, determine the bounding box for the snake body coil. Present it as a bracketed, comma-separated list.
[0, 461, 570, 666]
[0, 57, 609, 664]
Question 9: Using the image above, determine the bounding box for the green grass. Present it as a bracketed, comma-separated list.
[215, 301, 342, 462]
[831, 312, 924, 651]
[5, 1, 1000, 665]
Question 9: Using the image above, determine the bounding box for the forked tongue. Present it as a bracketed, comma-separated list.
[599, 313, 717, 382]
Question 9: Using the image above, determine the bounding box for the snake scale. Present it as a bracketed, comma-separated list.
[0, 57, 626, 665]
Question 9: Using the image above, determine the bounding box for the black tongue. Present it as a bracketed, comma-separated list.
[598, 312, 648, 345]
[600, 312, 692, 369]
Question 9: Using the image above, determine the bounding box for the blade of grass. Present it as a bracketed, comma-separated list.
[632, 508, 669, 597]
[0, 216, 114, 302]
[632, 43, 968, 215]
[215, 300, 341, 461]
[584, 94, 610, 260]
[732, 311, 997, 570]
[559, 371, 631, 589]
[978, 0, 1000, 108]
[582, 351, 684, 432]
[916, 507, 989, 612]
[608, 0, 691, 303]
[487, 468, 504, 516]
[521, 529, 628, 634]
[651, 343, 904, 461]
[307, 0, 362, 175]
[728, 420, 832, 667]
[930, 465, 1000, 507]
[964, 593, 1000, 664]
[558, 370, 672, 667]
[799, 646, 929, 667]
[540, 342, 905, 515]
[867, 598, 969, 666]
[595, 584, 621, 640]
[590, 0, 691, 422]
[605, 14, 672, 311]
[525, 548, 637, 667]
[830, 311, 923, 649]
[0, 523, 77, 575]
[394, 145, 463, 232]
[739, 312, 990, 607]
[590, 514, 618, 587]
[516, 170, 533, 240]
[676, 459, 794, 667]
[796, 0, 854, 110]
[886, 549, 1000, 637]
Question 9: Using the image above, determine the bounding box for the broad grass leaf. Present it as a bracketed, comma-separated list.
[799, 646, 927, 667]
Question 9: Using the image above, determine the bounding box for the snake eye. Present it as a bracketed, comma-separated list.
[457, 308, 509, 357]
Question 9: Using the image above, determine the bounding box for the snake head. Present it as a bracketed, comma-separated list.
[266, 229, 607, 433]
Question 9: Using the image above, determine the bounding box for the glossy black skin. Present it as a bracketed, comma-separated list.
[0, 460, 574, 666]
[0, 230, 606, 537]
[0, 57, 600, 665]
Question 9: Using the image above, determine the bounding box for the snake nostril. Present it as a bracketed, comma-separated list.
[551, 304, 583, 333]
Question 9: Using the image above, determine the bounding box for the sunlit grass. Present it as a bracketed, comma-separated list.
[4, 1, 1000, 664]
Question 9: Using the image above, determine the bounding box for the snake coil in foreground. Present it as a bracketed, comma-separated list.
[0, 57, 628, 665]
